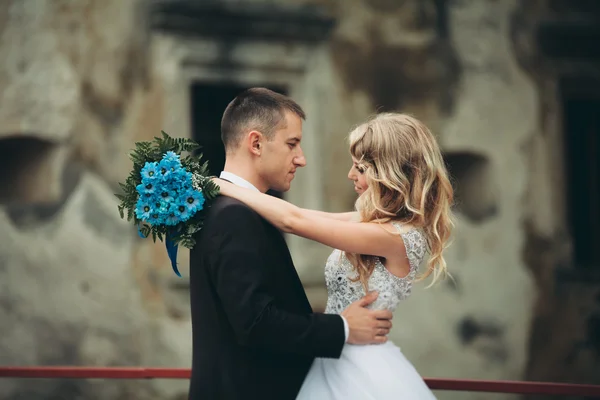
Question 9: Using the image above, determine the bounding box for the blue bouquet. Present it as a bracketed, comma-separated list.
[116, 131, 220, 276]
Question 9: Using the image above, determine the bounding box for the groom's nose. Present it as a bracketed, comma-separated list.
[294, 148, 307, 167]
[294, 154, 307, 167]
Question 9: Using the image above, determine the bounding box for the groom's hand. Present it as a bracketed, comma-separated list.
[341, 291, 393, 345]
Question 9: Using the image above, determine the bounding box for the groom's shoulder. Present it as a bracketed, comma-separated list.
[209, 196, 252, 214]
[205, 196, 261, 225]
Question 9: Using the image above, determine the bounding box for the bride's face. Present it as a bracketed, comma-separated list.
[348, 157, 368, 195]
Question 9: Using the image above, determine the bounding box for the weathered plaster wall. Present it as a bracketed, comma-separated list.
[0, 1, 188, 398]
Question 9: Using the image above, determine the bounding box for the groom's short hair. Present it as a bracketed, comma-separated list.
[221, 87, 306, 151]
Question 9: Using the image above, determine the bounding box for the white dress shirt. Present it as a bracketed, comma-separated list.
[219, 171, 350, 343]
[220, 171, 260, 192]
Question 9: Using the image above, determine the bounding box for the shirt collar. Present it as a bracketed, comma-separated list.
[219, 171, 260, 192]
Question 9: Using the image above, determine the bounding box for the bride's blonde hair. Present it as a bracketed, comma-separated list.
[345, 113, 454, 290]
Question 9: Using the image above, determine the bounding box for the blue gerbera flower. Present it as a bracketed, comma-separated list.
[174, 202, 192, 222]
[157, 188, 176, 203]
[136, 181, 155, 195]
[183, 189, 205, 214]
[171, 169, 191, 185]
[158, 152, 182, 180]
[146, 212, 162, 225]
[162, 151, 181, 166]
[156, 200, 170, 215]
[165, 208, 180, 226]
[135, 198, 153, 220]
[141, 162, 159, 181]
[171, 176, 186, 191]
[183, 171, 194, 185]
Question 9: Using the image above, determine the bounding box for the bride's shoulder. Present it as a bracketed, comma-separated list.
[387, 222, 427, 248]
[387, 221, 417, 234]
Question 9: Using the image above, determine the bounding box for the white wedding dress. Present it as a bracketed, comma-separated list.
[297, 224, 437, 399]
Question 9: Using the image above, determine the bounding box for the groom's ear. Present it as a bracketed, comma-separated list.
[248, 130, 263, 156]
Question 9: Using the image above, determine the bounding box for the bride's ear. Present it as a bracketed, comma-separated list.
[248, 130, 263, 156]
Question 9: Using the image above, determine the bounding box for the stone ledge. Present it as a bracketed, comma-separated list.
[150, 0, 336, 43]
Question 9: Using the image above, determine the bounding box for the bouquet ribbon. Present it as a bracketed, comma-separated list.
[165, 230, 181, 277]
[137, 225, 181, 277]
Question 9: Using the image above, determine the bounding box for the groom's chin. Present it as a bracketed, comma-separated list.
[267, 184, 290, 194]
[276, 181, 293, 193]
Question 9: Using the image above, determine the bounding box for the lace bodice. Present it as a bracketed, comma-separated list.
[324, 225, 427, 314]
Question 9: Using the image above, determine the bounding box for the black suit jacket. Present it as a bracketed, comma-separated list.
[188, 196, 345, 400]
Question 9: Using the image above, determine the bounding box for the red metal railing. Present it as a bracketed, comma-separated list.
[1, 367, 600, 397]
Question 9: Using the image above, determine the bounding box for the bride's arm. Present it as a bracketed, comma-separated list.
[215, 179, 399, 259]
[303, 210, 359, 222]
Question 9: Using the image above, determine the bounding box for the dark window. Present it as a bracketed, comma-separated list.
[563, 93, 600, 269]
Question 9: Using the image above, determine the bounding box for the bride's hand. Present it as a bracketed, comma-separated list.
[211, 177, 231, 195]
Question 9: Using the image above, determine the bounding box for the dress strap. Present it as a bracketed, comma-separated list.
[390, 223, 427, 271]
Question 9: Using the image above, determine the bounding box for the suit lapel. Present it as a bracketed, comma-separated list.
[264, 222, 313, 312]
[220, 183, 314, 312]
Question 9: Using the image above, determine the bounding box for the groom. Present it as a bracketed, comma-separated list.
[188, 88, 393, 399]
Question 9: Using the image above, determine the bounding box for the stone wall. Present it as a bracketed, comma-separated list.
[511, 1, 600, 397]
[0, 1, 188, 399]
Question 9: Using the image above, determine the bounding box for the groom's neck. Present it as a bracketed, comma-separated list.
[222, 158, 268, 193]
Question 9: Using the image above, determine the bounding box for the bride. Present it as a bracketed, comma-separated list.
[213, 112, 453, 399]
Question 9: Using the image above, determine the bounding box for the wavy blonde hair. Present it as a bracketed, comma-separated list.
[345, 113, 454, 290]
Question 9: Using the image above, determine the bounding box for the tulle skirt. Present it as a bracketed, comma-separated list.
[296, 341, 437, 399]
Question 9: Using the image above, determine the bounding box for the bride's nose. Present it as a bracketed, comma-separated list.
[348, 168, 355, 180]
